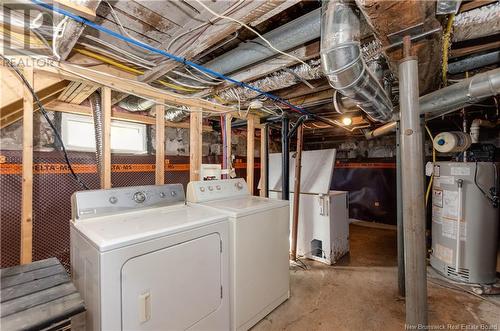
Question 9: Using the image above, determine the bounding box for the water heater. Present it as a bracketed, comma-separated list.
[430, 162, 499, 284]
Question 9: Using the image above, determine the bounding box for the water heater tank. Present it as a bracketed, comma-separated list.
[430, 162, 499, 284]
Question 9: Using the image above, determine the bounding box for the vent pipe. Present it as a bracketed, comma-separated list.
[320, 0, 393, 122]
[365, 67, 500, 139]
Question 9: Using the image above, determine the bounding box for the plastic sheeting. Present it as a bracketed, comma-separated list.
[331, 162, 396, 225]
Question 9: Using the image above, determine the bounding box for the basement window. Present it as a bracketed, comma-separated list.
[61, 113, 147, 154]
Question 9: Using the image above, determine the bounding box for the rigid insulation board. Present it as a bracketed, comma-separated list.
[331, 161, 397, 225]
[268, 149, 336, 194]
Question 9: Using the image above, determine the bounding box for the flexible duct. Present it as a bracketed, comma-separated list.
[165, 106, 189, 122]
[320, 0, 393, 122]
[365, 67, 500, 139]
[118, 96, 155, 112]
[89, 92, 104, 178]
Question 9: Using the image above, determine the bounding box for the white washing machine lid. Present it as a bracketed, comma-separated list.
[71, 204, 227, 252]
[196, 196, 289, 217]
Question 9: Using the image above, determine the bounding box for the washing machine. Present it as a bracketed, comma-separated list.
[186, 178, 290, 331]
[70, 184, 230, 331]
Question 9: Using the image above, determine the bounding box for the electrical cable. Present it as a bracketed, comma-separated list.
[193, 0, 309, 67]
[1, 54, 89, 190]
[166, 0, 245, 52]
[31, 0, 333, 126]
[474, 162, 498, 207]
[72, 47, 198, 92]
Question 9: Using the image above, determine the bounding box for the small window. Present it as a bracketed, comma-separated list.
[61, 113, 147, 154]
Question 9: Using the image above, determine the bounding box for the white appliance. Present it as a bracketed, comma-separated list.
[268, 149, 349, 265]
[186, 178, 290, 331]
[70, 184, 230, 331]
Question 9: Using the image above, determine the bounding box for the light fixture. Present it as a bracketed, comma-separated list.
[342, 117, 352, 126]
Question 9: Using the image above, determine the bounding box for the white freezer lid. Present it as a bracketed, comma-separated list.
[71, 204, 227, 252]
[195, 196, 289, 217]
[268, 149, 336, 194]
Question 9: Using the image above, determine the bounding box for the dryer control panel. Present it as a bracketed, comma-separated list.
[187, 178, 249, 203]
[72, 184, 185, 220]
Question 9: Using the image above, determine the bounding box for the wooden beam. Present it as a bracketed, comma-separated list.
[1, 81, 68, 129]
[189, 109, 203, 181]
[21, 66, 34, 264]
[48, 0, 98, 20]
[259, 124, 268, 197]
[246, 115, 256, 195]
[52, 0, 101, 60]
[35, 61, 232, 113]
[450, 40, 500, 59]
[155, 103, 165, 185]
[459, 0, 496, 13]
[225, 114, 232, 175]
[101, 87, 112, 189]
[44, 101, 213, 131]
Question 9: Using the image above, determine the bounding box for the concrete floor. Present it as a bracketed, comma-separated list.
[252, 222, 500, 331]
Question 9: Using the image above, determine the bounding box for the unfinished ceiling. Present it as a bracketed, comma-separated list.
[1, 0, 499, 142]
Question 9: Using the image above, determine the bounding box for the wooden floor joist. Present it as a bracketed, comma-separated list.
[35, 62, 232, 114]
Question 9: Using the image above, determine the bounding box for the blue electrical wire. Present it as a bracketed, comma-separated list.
[31, 0, 317, 117]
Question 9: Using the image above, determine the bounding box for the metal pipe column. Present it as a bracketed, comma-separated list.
[290, 123, 304, 261]
[399, 38, 428, 327]
[396, 121, 405, 297]
[282, 115, 290, 200]
[263, 123, 270, 198]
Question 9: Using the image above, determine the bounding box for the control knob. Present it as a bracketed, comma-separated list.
[133, 191, 146, 203]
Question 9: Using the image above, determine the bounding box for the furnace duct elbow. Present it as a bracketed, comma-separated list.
[320, 0, 393, 122]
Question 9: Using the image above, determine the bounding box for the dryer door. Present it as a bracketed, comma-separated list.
[121, 233, 222, 330]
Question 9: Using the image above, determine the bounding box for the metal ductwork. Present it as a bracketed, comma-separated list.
[89, 92, 104, 178]
[118, 96, 155, 112]
[365, 67, 500, 139]
[320, 0, 393, 123]
[422, 67, 500, 119]
[203, 8, 321, 75]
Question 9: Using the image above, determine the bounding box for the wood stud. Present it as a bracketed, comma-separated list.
[21, 66, 34, 264]
[189, 109, 203, 181]
[101, 87, 112, 189]
[155, 102, 165, 185]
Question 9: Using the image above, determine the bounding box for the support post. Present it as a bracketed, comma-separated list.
[21, 66, 33, 264]
[101, 87, 112, 189]
[247, 115, 255, 194]
[155, 103, 165, 184]
[290, 123, 304, 261]
[190, 109, 202, 181]
[396, 121, 405, 297]
[399, 36, 428, 327]
[281, 115, 290, 200]
[260, 124, 268, 197]
[225, 115, 232, 176]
